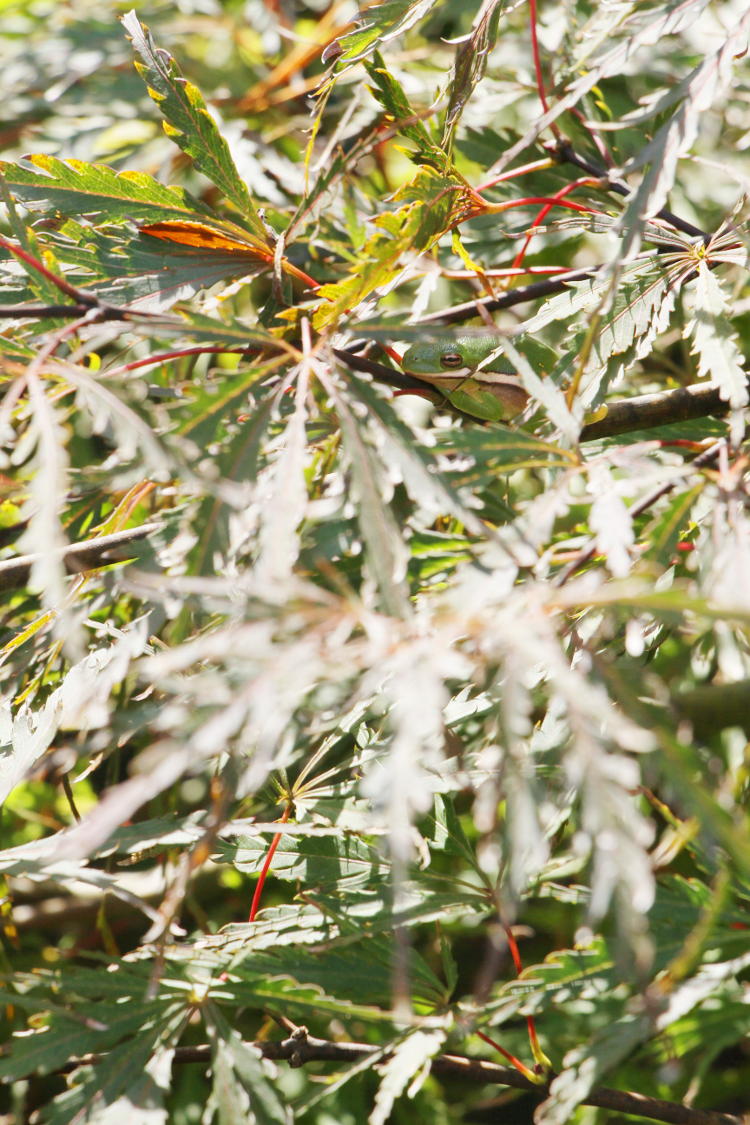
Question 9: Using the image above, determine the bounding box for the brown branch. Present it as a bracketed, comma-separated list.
[415, 266, 602, 326]
[0, 523, 160, 591]
[674, 679, 750, 740]
[332, 347, 430, 395]
[58, 1031, 746, 1125]
[332, 346, 522, 425]
[0, 303, 95, 319]
[579, 381, 735, 442]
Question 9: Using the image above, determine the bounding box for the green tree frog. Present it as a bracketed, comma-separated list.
[401, 336, 528, 422]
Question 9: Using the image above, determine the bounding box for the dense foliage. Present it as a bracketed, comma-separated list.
[1, 1, 750, 1122]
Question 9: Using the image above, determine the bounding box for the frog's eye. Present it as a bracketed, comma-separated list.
[440, 351, 464, 369]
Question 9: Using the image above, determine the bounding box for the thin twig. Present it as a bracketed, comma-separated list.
[0, 303, 94, 319]
[550, 141, 709, 242]
[417, 134, 712, 329]
[416, 265, 603, 325]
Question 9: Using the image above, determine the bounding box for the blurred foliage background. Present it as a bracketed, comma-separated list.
[1, 0, 750, 1122]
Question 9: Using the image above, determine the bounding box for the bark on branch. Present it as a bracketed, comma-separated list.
[61, 1030, 746, 1125]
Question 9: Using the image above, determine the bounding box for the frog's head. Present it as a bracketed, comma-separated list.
[401, 341, 472, 377]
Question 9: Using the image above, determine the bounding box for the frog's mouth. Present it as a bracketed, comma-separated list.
[404, 364, 474, 382]
[408, 368, 522, 389]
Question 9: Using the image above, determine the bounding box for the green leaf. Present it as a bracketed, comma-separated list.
[331, 389, 412, 617]
[0, 154, 212, 222]
[312, 166, 473, 330]
[0, 999, 170, 1083]
[364, 52, 447, 166]
[438, 426, 575, 473]
[642, 483, 704, 566]
[228, 934, 447, 1011]
[616, 10, 750, 261]
[204, 1004, 292, 1125]
[217, 973, 396, 1025]
[224, 832, 392, 887]
[339, 368, 489, 534]
[179, 375, 283, 577]
[539, 1013, 652, 1125]
[442, 1, 504, 151]
[370, 1028, 447, 1125]
[685, 262, 748, 410]
[38, 1007, 186, 1125]
[123, 12, 267, 238]
[327, 0, 439, 65]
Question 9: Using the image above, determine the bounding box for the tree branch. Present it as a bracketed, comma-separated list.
[1, 374, 733, 594]
[415, 137, 714, 329]
[675, 679, 750, 740]
[579, 381, 733, 441]
[0, 303, 95, 319]
[0, 523, 160, 591]
[59, 1031, 746, 1125]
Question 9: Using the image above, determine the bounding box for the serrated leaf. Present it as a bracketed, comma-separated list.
[442, 0, 504, 151]
[36, 1004, 186, 1125]
[339, 368, 489, 535]
[439, 426, 575, 474]
[328, 0, 439, 65]
[523, 257, 681, 405]
[34, 218, 272, 308]
[218, 973, 395, 1025]
[616, 10, 750, 260]
[123, 13, 265, 235]
[0, 999, 168, 1083]
[172, 310, 288, 354]
[481, 0, 713, 182]
[365, 52, 446, 165]
[312, 167, 474, 330]
[0, 154, 211, 222]
[370, 1029, 446, 1125]
[684, 263, 748, 409]
[649, 876, 750, 959]
[228, 935, 446, 1011]
[185, 389, 279, 575]
[204, 1006, 292, 1125]
[538, 1013, 651, 1125]
[643, 483, 704, 566]
[330, 389, 411, 617]
[61, 366, 174, 474]
[425, 793, 482, 868]
[253, 375, 309, 589]
[589, 463, 634, 578]
[224, 832, 392, 887]
[1, 620, 149, 804]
